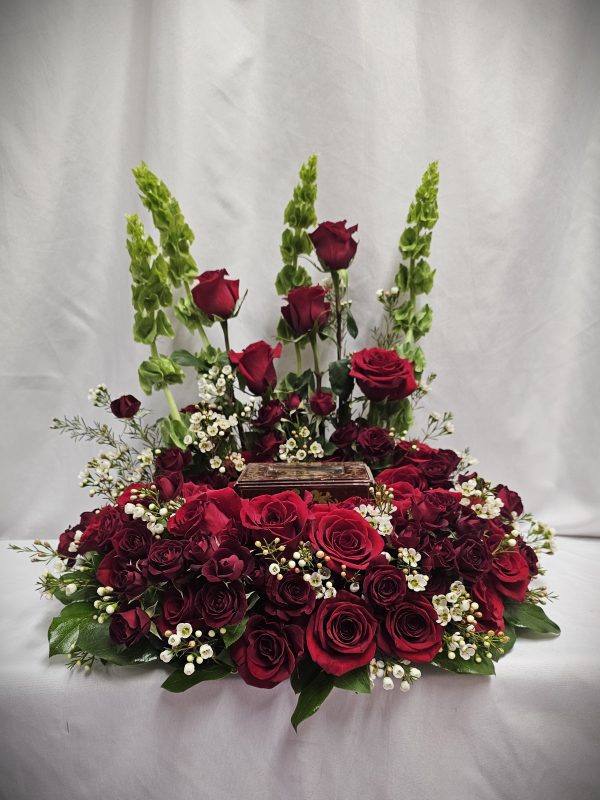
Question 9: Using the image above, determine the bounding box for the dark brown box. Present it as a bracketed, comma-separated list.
[234, 461, 373, 503]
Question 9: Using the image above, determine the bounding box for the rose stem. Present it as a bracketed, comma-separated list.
[310, 334, 322, 390]
[220, 320, 246, 449]
[331, 270, 343, 360]
[184, 284, 210, 349]
[220, 320, 231, 352]
[294, 343, 302, 375]
[150, 341, 182, 422]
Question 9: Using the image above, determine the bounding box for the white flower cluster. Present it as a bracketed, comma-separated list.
[184, 407, 239, 454]
[278, 428, 324, 463]
[369, 658, 422, 692]
[445, 631, 477, 660]
[455, 478, 504, 519]
[354, 503, 393, 536]
[301, 564, 336, 599]
[197, 364, 235, 404]
[375, 286, 400, 301]
[159, 622, 216, 676]
[527, 519, 556, 555]
[432, 581, 473, 627]
[87, 383, 109, 407]
[123, 495, 181, 536]
[79, 446, 145, 499]
[397, 547, 429, 592]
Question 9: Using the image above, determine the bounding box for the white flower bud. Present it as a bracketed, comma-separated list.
[199, 644, 213, 659]
[65, 583, 78, 596]
[400, 680, 411, 692]
[159, 650, 173, 663]
[383, 676, 395, 690]
[183, 662, 195, 676]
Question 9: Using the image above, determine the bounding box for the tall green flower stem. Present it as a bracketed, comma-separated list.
[220, 320, 246, 449]
[330, 270, 344, 360]
[295, 343, 303, 375]
[220, 320, 231, 353]
[310, 334, 322, 390]
[150, 342, 182, 422]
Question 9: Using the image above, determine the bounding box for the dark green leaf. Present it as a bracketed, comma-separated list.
[48, 602, 94, 657]
[161, 662, 232, 693]
[334, 666, 371, 694]
[432, 651, 496, 675]
[291, 656, 321, 694]
[291, 671, 334, 731]
[222, 617, 249, 648]
[328, 358, 353, 399]
[503, 602, 560, 636]
[346, 309, 358, 339]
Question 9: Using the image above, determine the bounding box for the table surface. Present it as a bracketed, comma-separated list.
[1, 536, 599, 800]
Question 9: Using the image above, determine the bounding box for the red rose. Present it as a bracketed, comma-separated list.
[155, 471, 183, 502]
[199, 580, 247, 628]
[309, 508, 384, 573]
[357, 426, 394, 460]
[285, 392, 302, 411]
[253, 399, 286, 429]
[240, 491, 310, 548]
[167, 488, 241, 538]
[455, 536, 493, 581]
[377, 597, 442, 662]
[191, 269, 239, 320]
[306, 591, 377, 676]
[111, 523, 153, 560]
[109, 608, 151, 647]
[281, 285, 331, 336]
[471, 577, 505, 631]
[376, 465, 428, 491]
[110, 394, 141, 419]
[330, 421, 359, 450]
[201, 541, 254, 582]
[96, 551, 146, 598]
[252, 430, 285, 461]
[229, 341, 282, 395]
[494, 484, 524, 519]
[154, 447, 191, 473]
[143, 539, 186, 581]
[78, 507, 126, 555]
[264, 571, 316, 620]
[350, 348, 417, 401]
[411, 489, 462, 532]
[116, 483, 149, 509]
[393, 441, 460, 487]
[156, 585, 203, 636]
[490, 550, 530, 601]
[362, 558, 407, 615]
[230, 615, 305, 688]
[309, 390, 336, 417]
[309, 221, 358, 271]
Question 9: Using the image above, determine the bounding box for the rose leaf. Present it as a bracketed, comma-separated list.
[503, 602, 560, 636]
[291, 671, 335, 731]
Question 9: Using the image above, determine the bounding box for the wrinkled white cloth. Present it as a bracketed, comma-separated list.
[1, 1, 599, 539]
[0, 535, 598, 800]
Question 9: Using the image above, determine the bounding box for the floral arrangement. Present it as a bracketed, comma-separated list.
[13, 157, 559, 729]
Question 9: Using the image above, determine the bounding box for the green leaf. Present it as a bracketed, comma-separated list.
[138, 355, 185, 395]
[291, 656, 321, 694]
[413, 304, 433, 339]
[346, 309, 358, 339]
[411, 259, 435, 295]
[222, 617, 249, 648]
[333, 665, 371, 693]
[48, 602, 95, 657]
[329, 358, 354, 399]
[503, 602, 560, 636]
[159, 417, 190, 449]
[171, 349, 203, 368]
[161, 662, 232, 693]
[275, 263, 312, 296]
[291, 671, 335, 731]
[432, 651, 496, 675]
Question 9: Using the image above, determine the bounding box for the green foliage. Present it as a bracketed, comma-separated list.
[221, 617, 250, 648]
[373, 161, 439, 379]
[161, 662, 233, 693]
[275, 155, 318, 297]
[503, 602, 561, 636]
[291, 657, 322, 694]
[291, 670, 335, 731]
[432, 651, 496, 675]
[328, 358, 353, 399]
[333, 666, 372, 693]
[138, 355, 185, 396]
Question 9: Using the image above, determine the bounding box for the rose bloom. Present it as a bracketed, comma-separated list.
[357, 426, 394, 460]
[191, 268, 239, 319]
[201, 541, 254, 582]
[230, 615, 305, 689]
[309, 507, 384, 573]
[167, 488, 242, 538]
[78, 506, 127, 555]
[240, 491, 310, 549]
[154, 447, 191, 473]
[376, 465, 428, 490]
[330, 421, 359, 451]
[306, 591, 377, 676]
[143, 539, 186, 581]
[264, 571, 316, 621]
[109, 608, 151, 647]
[281, 285, 331, 336]
[110, 394, 141, 419]
[490, 550, 531, 601]
[155, 471, 183, 502]
[253, 399, 286, 429]
[109, 519, 152, 559]
[350, 348, 417, 401]
[362, 557, 407, 616]
[96, 551, 146, 599]
[284, 392, 302, 411]
[377, 597, 442, 662]
[252, 430, 285, 461]
[392, 441, 460, 487]
[156, 585, 203, 636]
[471, 576, 505, 631]
[199, 580, 247, 628]
[309, 220, 358, 271]
[229, 340, 282, 395]
[309, 390, 336, 417]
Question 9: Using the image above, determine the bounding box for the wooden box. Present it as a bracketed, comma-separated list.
[234, 461, 373, 503]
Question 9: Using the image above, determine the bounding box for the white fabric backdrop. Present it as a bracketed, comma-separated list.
[1, 0, 599, 540]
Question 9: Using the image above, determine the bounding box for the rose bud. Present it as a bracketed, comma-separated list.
[253, 399, 286, 429]
[309, 220, 358, 271]
[110, 394, 141, 419]
[285, 392, 302, 411]
[350, 347, 417, 401]
[281, 285, 331, 336]
[191, 269, 240, 320]
[229, 340, 282, 395]
[309, 390, 336, 417]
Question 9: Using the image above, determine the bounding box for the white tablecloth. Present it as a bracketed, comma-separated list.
[1, 537, 598, 800]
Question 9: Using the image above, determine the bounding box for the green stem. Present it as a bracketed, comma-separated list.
[294, 343, 302, 375]
[151, 341, 182, 423]
[331, 270, 343, 360]
[220, 320, 231, 353]
[310, 334, 322, 390]
[185, 284, 210, 349]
